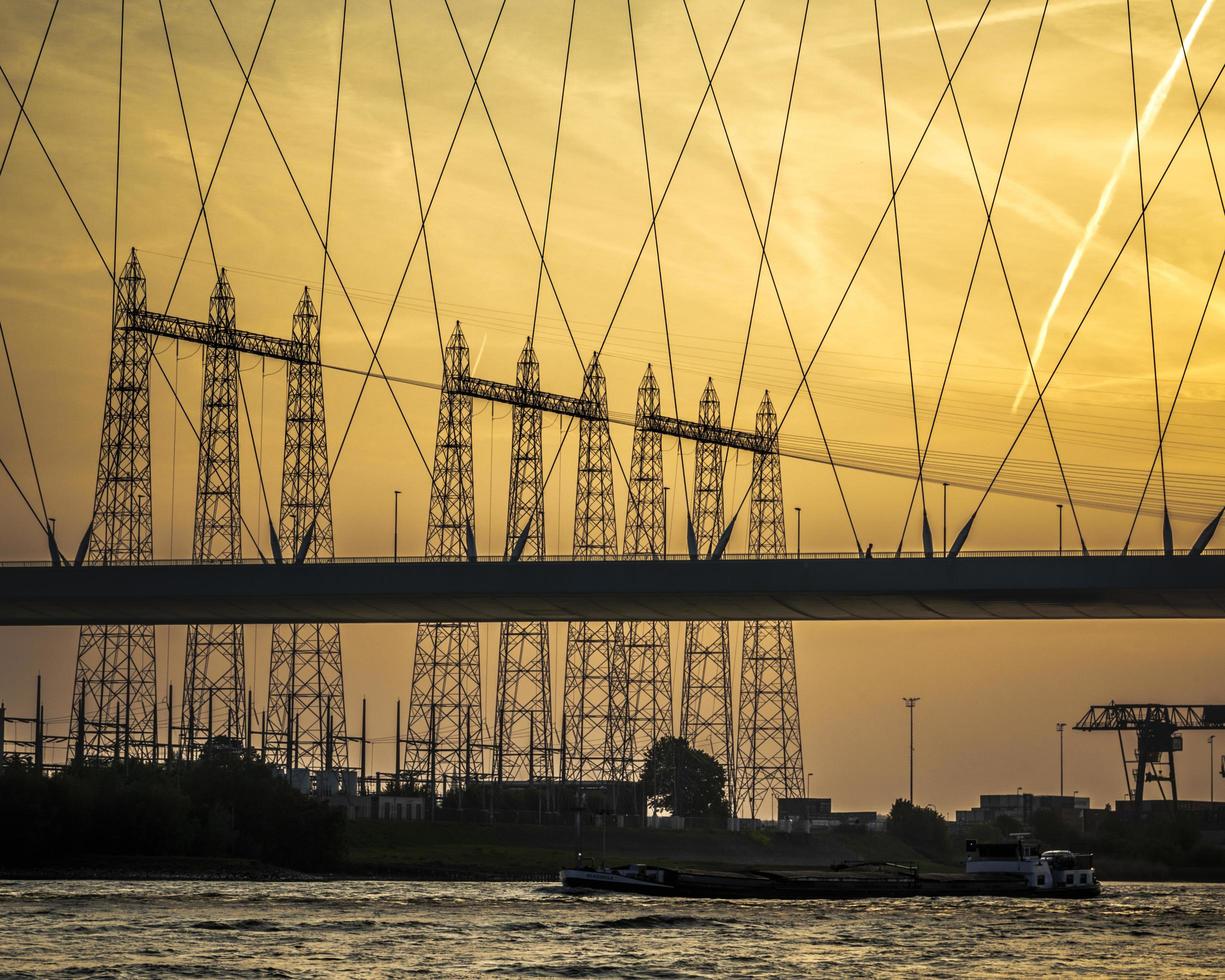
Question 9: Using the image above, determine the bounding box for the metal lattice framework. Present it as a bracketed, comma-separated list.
[406, 322, 483, 781]
[494, 337, 553, 780]
[681, 379, 737, 803]
[71, 249, 157, 762]
[266, 289, 348, 770]
[621, 365, 672, 777]
[737, 392, 804, 818]
[562, 353, 627, 782]
[182, 271, 246, 754]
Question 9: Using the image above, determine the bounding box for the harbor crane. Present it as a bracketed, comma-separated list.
[1075, 704, 1225, 806]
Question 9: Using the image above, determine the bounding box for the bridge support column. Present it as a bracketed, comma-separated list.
[71, 248, 158, 762]
[266, 289, 347, 770]
[183, 271, 246, 757]
[736, 392, 804, 819]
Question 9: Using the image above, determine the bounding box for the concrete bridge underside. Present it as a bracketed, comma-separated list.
[3, 555, 1225, 625]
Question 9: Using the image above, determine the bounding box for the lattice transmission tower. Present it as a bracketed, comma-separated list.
[621, 364, 672, 777]
[182, 271, 245, 755]
[562, 353, 627, 782]
[71, 249, 157, 762]
[266, 289, 348, 770]
[494, 337, 553, 780]
[736, 392, 803, 818]
[680, 378, 736, 805]
[406, 322, 483, 782]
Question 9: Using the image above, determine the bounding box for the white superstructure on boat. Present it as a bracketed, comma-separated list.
[965, 838, 1099, 894]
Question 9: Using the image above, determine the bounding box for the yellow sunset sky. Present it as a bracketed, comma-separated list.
[1, 0, 1224, 814]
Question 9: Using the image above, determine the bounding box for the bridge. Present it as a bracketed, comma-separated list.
[1, 2, 1223, 817]
[4, 553, 1225, 625]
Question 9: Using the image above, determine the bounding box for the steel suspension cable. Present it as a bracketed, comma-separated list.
[0, 318, 47, 527]
[1121, 250, 1224, 549]
[595, 0, 747, 358]
[531, 0, 578, 345]
[721, 0, 809, 490]
[948, 60, 1225, 553]
[0, 0, 59, 181]
[896, 0, 1086, 554]
[627, 0, 691, 518]
[873, 0, 928, 556]
[1169, 0, 1225, 216]
[162, 0, 277, 314]
[1127, 0, 1170, 548]
[0, 42, 276, 560]
[317, 1, 510, 512]
[439, 0, 585, 370]
[111, 0, 124, 329]
[317, 0, 347, 340]
[389, 0, 443, 358]
[205, 0, 431, 479]
[679, 0, 861, 553]
[161, 0, 278, 551]
[761, 0, 994, 438]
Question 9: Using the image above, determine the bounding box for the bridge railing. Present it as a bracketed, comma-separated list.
[1, 548, 1219, 567]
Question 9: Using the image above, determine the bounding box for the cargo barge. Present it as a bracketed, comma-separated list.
[560, 839, 1100, 899]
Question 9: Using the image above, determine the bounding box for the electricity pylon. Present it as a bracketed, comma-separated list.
[266, 289, 348, 770]
[736, 391, 803, 818]
[406, 322, 483, 783]
[71, 248, 157, 762]
[183, 271, 245, 755]
[494, 337, 553, 780]
[562, 353, 626, 782]
[681, 378, 736, 805]
[621, 365, 672, 778]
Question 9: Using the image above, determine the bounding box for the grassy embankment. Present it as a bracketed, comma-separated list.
[343, 819, 953, 879]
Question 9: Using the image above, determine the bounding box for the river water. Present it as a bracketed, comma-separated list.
[0, 879, 1221, 977]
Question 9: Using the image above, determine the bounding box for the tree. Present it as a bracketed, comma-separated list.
[888, 798, 949, 856]
[639, 737, 729, 818]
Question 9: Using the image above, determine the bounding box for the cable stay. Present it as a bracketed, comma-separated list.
[628, 0, 692, 529]
[680, 0, 861, 556]
[872, 0, 929, 557]
[1122, 251, 1225, 555]
[1127, 0, 1170, 555]
[946, 60, 1225, 557]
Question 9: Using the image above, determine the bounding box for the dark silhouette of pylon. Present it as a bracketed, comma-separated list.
[621, 365, 672, 777]
[680, 378, 736, 805]
[406, 322, 482, 781]
[737, 391, 804, 817]
[71, 248, 157, 762]
[182, 271, 245, 756]
[562, 352, 626, 782]
[494, 337, 553, 780]
[266, 289, 347, 770]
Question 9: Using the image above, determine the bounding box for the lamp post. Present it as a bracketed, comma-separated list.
[942, 482, 948, 556]
[1057, 503, 1064, 555]
[795, 507, 802, 558]
[903, 697, 920, 803]
[663, 486, 669, 558]
[1057, 722, 1066, 797]
[393, 490, 401, 561]
[1210, 735, 1216, 805]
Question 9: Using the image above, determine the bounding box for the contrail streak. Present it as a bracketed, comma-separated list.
[1013, 0, 1216, 411]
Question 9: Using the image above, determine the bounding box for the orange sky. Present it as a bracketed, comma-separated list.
[1, 0, 1224, 814]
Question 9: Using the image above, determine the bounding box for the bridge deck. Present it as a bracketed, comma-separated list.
[2, 555, 1224, 624]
